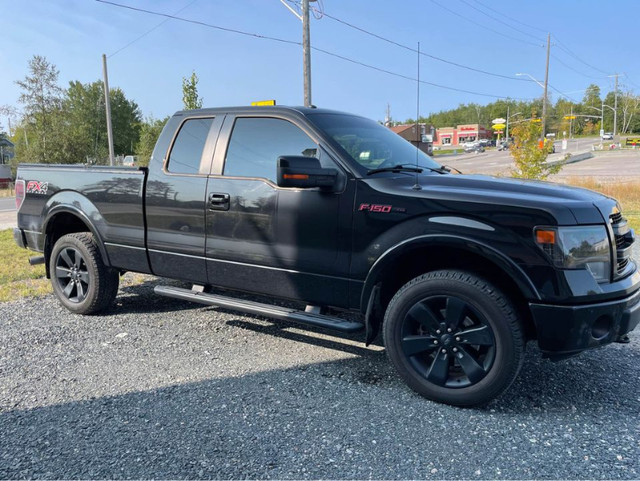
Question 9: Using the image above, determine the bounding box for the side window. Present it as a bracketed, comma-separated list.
[167, 117, 214, 175]
[224, 117, 318, 182]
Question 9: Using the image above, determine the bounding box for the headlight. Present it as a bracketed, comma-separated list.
[534, 226, 611, 283]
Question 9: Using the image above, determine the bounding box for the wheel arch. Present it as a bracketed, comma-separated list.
[43, 205, 110, 278]
[361, 235, 540, 344]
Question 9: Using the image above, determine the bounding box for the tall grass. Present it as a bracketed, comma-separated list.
[563, 177, 640, 231]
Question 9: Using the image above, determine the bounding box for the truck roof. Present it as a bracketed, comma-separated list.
[172, 106, 363, 118]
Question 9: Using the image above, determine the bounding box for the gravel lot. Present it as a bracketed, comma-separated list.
[1, 275, 639, 479]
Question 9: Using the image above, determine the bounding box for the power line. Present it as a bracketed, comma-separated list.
[553, 36, 611, 76]
[427, 0, 544, 48]
[109, 0, 198, 58]
[96, 0, 533, 100]
[303, 3, 535, 83]
[467, 0, 621, 85]
[550, 53, 606, 81]
[623, 73, 640, 91]
[312, 46, 531, 100]
[457, 0, 544, 42]
[547, 83, 578, 104]
[96, 0, 300, 47]
[470, 0, 547, 33]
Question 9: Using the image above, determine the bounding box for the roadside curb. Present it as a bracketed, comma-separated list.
[546, 151, 593, 167]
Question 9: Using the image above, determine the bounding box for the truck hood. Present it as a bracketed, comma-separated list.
[365, 173, 619, 225]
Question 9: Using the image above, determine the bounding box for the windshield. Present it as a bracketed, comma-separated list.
[308, 113, 442, 174]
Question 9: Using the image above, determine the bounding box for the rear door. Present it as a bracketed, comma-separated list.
[146, 115, 224, 283]
[204, 113, 354, 307]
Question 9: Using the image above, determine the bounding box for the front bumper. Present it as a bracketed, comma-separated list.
[530, 288, 640, 359]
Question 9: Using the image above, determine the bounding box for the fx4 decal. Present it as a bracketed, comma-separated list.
[26, 181, 49, 195]
[358, 203, 406, 213]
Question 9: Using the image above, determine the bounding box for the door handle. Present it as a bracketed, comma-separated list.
[209, 193, 230, 211]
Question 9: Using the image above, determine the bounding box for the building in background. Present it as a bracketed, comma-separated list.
[434, 124, 492, 146]
[389, 123, 435, 155]
[0, 137, 14, 164]
[0, 137, 14, 187]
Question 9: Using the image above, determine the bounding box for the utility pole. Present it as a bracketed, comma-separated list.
[102, 54, 115, 166]
[302, 0, 312, 107]
[506, 104, 510, 139]
[613, 73, 618, 137]
[601, 99, 604, 138]
[541, 33, 551, 140]
[569, 105, 573, 139]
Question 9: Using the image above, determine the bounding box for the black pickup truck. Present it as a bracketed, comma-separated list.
[14, 106, 639, 406]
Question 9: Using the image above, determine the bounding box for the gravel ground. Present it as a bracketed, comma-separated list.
[0, 275, 639, 479]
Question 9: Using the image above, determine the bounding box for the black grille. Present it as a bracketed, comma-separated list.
[610, 211, 633, 276]
[610, 212, 623, 224]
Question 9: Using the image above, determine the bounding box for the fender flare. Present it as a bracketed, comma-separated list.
[360, 234, 541, 312]
[43, 203, 111, 268]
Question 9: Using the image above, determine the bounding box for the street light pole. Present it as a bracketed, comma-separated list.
[506, 109, 522, 140]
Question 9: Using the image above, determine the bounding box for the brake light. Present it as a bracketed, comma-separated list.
[15, 180, 25, 211]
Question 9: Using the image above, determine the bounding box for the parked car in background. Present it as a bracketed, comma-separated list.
[122, 155, 138, 167]
[497, 141, 510, 151]
[464, 142, 485, 153]
[602, 132, 614, 140]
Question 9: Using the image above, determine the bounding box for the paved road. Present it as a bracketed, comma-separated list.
[441, 142, 640, 180]
[0, 274, 638, 479]
[0, 197, 15, 212]
[0, 197, 15, 230]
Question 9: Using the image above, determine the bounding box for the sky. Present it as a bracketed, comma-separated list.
[1, 0, 639, 127]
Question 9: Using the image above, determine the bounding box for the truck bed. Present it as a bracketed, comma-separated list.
[16, 164, 149, 273]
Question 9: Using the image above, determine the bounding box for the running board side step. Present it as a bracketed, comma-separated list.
[154, 285, 365, 333]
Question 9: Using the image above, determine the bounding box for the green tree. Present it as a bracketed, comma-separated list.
[618, 90, 640, 134]
[15, 55, 64, 163]
[109, 87, 142, 155]
[60, 80, 141, 163]
[510, 120, 560, 180]
[135, 116, 169, 166]
[582, 84, 601, 107]
[182, 71, 203, 110]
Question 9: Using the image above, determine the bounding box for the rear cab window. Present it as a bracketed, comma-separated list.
[167, 117, 215, 175]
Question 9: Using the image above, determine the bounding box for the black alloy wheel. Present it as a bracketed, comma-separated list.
[401, 295, 496, 389]
[49, 232, 119, 314]
[383, 270, 525, 406]
[55, 247, 90, 303]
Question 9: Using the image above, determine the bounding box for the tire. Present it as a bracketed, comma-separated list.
[49, 232, 119, 315]
[383, 270, 524, 407]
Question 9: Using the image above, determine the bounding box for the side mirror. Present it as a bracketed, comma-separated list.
[277, 156, 338, 189]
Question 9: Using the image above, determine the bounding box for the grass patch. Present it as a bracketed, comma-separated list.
[0, 229, 50, 302]
[0, 228, 149, 303]
[0, 187, 15, 198]
[563, 178, 640, 231]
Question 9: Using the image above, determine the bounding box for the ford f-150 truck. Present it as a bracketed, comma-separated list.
[13, 106, 639, 406]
